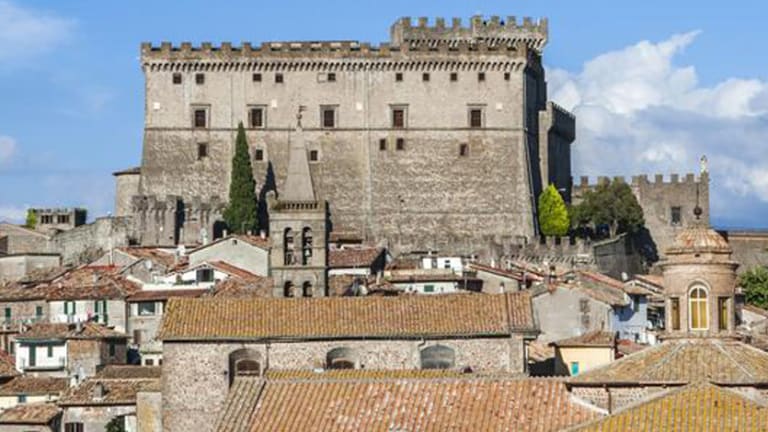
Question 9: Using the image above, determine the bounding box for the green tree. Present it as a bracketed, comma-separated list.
[741, 266, 768, 309]
[223, 122, 258, 234]
[571, 180, 644, 237]
[105, 416, 126, 432]
[538, 184, 570, 236]
[24, 209, 37, 229]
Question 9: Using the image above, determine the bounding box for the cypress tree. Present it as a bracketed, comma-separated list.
[223, 122, 258, 234]
[538, 184, 570, 236]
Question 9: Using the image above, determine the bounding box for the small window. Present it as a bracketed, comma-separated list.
[671, 206, 682, 226]
[17, 394, 26, 403]
[422, 73, 430, 82]
[391, 107, 406, 128]
[35, 306, 43, 319]
[254, 149, 264, 161]
[145, 358, 154, 366]
[172, 73, 182, 84]
[632, 295, 640, 313]
[197, 143, 208, 160]
[450, 72, 458, 82]
[327, 72, 336, 82]
[396, 138, 405, 151]
[420, 345, 455, 369]
[504, 72, 511, 81]
[395, 72, 403, 82]
[58, 214, 70, 224]
[138, 302, 156, 316]
[3, 307, 10, 323]
[579, 298, 590, 313]
[47, 345, 53, 358]
[65, 423, 85, 432]
[195, 73, 205, 85]
[570, 361, 580, 376]
[719, 297, 729, 331]
[379, 138, 387, 151]
[193, 109, 207, 128]
[424, 285, 435, 293]
[670, 297, 681, 331]
[309, 150, 319, 162]
[469, 108, 484, 128]
[249, 106, 265, 128]
[197, 268, 214, 283]
[252, 73, 262, 82]
[321, 106, 336, 128]
[478, 72, 486, 82]
[275, 73, 284, 83]
[459, 143, 469, 157]
[326, 347, 358, 370]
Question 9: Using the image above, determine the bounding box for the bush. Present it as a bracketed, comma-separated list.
[742, 266, 768, 309]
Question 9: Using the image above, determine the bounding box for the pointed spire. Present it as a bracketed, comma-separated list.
[281, 106, 316, 203]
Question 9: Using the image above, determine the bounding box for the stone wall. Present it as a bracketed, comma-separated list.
[137, 391, 162, 432]
[0, 224, 52, 255]
[720, 230, 768, 274]
[0, 254, 60, 285]
[62, 405, 135, 432]
[52, 217, 133, 266]
[67, 339, 127, 379]
[532, 287, 614, 343]
[0, 300, 47, 327]
[114, 171, 141, 218]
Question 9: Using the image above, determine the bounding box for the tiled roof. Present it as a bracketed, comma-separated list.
[264, 369, 469, 381]
[190, 235, 269, 254]
[552, 331, 616, 348]
[574, 383, 768, 431]
[386, 273, 482, 284]
[159, 292, 537, 341]
[206, 261, 260, 279]
[58, 378, 159, 406]
[127, 288, 207, 302]
[44, 266, 141, 300]
[666, 225, 733, 255]
[328, 274, 358, 296]
[118, 247, 176, 268]
[532, 282, 628, 307]
[0, 349, 18, 378]
[0, 281, 51, 301]
[468, 263, 528, 281]
[0, 402, 60, 425]
[577, 271, 625, 290]
[215, 377, 265, 432]
[328, 247, 383, 268]
[570, 338, 768, 385]
[633, 274, 664, 289]
[0, 376, 68, 396]
[616, 339, 648, 357]
[238, 378, 598, 432]
[96, 365, 162, 380]
[208, 277, 273, 299]
[17, 322, 127, 341]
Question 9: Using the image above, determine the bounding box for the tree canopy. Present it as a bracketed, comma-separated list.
[571, 180, 644, 237]
[24, 209, 36, 229]
[538, 184, 570, 236]
[223, 122, 258, 234]
[741, 266, 768, 309]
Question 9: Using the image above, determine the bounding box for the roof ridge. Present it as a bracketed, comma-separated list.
[712, 339, 756, 381]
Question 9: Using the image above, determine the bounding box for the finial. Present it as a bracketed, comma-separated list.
[694, 183, 702, 221]
[700, 155, 708, 174]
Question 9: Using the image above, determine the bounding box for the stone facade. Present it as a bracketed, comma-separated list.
[30, 208, 87, 235]
[0, 300, 47, 327]
[113, 168, 141, 218]
[0, 224, 52, 255]
[68, 339, 128, 379]
[136, 390, 162, 432]
[0, 254, 60, 285]
[532, 286, 614, 343]
[62, 405, 135, 432]
[51, 217, 133, 266]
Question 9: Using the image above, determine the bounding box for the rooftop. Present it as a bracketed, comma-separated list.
[666, 225, 733, 255]
[264, 369, 470, 381]
[328, 247, 383, 269]
[159, 292, 537, 341]
[551, 331, 616, 348]
[126, 288, 207, 302]
[44, 266, 140, 301]
[0, 350, 18, 378]
[0, 402, 60, 425]
[58, 378, 159, 406]
[207, 276, 274, 299]
[16, 322, 127, 341]
[0, 376, 68, 396]
[96, 365, 162, 380]
[190, 234, 269, 255]
[117, 246, 176, 268]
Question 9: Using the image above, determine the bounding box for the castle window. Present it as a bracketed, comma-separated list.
[504, 72, 511, 81]
[420, 345, 455, 369]
[228, 349, 262, 386]
[391, 106, 407, 129]
[321, 105, 337, 128]
[395, 72, 403, 82]
[172, 73, 182, 84]
[689, 286, 709, 331]
[459, 143, 469, 157]
[302, 281, 313, 297]
[670, 297, 680, 330]
[718, 297, 729, 331]
[40, 215, 53, 224]
[193, 108, 208, 128]
[327, 72, 336, 82]
[145, 358, 153, 366]
[478, 72, 486, 82]
[396, 138, 405, 151]
[58, 214, 70, 224]
[252, 73, 262, 82]
[195, 73, 205, 85]
[197, 143, 208, 160]
[275, 73, 284, 83]
[249, 106, 266, 128]
[422, 72, 430, 82]
[671, 206, 682, 226]
[326, 347, 358, 370]
[65, 423, 84, 432]
[379, 138, 387, 151]
[309, 150, 319, 162]
[450, 72, 458, 82]
[283, 281, 294, 298]
[284, 228, 295, 265]
[469, 107, 484, 128]
[254, 149, 264, 161]
[302, 227, 313, 265]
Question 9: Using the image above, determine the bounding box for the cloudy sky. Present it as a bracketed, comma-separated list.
[0, 0, 766, 228]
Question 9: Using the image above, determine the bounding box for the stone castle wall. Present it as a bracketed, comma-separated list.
[52, 216, 133, 266]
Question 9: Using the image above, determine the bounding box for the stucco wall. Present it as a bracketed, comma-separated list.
[554, 346, 614, 376]
[188, 238, 269, 276]
[533, 287, 614, 343]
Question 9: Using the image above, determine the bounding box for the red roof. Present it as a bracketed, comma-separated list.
[328, 247, 384, 268]
[127, 288, 207, 302]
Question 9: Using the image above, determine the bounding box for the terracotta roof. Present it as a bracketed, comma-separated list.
[577, 271, 625, 290]
[208, 277, 273, 299]
[527, 341, 555, 362]
[328, 247, 383, 268]
[468, 263, 527, 281]
[575, 383, 768, 431]
[127, 288, 207, 302]
[159, 292, 537, 341]
[44, 266, 141, 301]
[58, 378, 159, 406]
[215, 376, 265, 432]
[744, 304, 768, 319]
[0, 281, 51, 301]
[666, 225, 733, 255]
[0, 402, 61, 425]
[385, 257, 420, 270]
[633, 274, 664, 289]
[17, 322, 127, 341]
[532, 282, 628, 307]
[0, 376, 68, 396]
[234, 378, 598, 432]
[0, 350, 17, 378]
[552, 331, 616, 348]
[96, 365, 162, 380]
[328, 274, 358, 296]
[117, 247, 176, 268]
[386, 273, 482, 284]
[206, 261, 260, 279]
[190, 235, 269, 254]
[17, 266, 68, 285]
[264, 369, 469, 381]
[570, 338, 768, 385]
[616, 339, 649, 357]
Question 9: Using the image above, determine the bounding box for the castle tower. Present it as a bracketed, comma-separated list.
[660, 205, 739, 336]
[268, 108, 328, 297]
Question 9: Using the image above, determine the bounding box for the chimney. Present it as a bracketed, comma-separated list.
[75, 320, 83, 333]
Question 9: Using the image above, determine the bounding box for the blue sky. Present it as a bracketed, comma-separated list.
[1, 0, 767, 228]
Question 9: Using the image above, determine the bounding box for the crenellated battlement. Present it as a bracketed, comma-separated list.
[572, 172, 708, 189]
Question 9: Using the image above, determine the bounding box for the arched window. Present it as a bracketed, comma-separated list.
[228, 349, 262, 386]
[302, 227, 313, 265]
[420, 345, 456, 370]
[689, 285, 709, 330]
[302, 281, 313, 298]
[283, 281, 294, 298]
[284, 228, 295, 265]
[326, 347, 358, 369]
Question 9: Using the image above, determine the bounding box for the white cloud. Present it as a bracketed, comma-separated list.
[0, 135, 16, 165]
[0, 1, 75, 63]
[548, 32, 768, 226]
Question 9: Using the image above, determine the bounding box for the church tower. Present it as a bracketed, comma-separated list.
[268, 107, 328, 297]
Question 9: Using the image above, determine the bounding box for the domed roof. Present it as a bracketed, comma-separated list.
[666, 225, 732, 255]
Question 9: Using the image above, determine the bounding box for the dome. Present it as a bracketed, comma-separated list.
[665, 225, 732, 255]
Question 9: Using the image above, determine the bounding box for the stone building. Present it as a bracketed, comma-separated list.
[157, 293, 537, 432]
[29, 208, 87, 235]
[0, 402, 62, 432]
[119, 15, 576, 254]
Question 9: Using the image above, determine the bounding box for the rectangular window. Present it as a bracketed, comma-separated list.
[254, 149, 264, 161]
[309, 150, 319, 162]
[422, 72, 430, 82]
[450, 72, 458, 82]
[172, 73, 182, 84]
[327, 72, 336, 82]
[424, 285, 435, 293]
[47, 345, 53, 358]
[632, 295, 640, 313]
[195, 73, 205, 85]
[193, 108, 207, 128]
[459, 143, 469, 157]
[396, 138, 405, 151]
[252, 73, 262, 82]
[275, 73, 284, 83]
[321, 106, 337, 128]
[58, 214, 70, 224]
[197, 143, 208, 160]
[17, 394, 26, 403]
[391, 106, 407, 128]
[504, 72, 511, 81]
[4, 307, 10, 323]
[138, 302, 156, 316]
[197, 268, 214, 283]
[671, 206, 682, 226]
[379, 138, 387, 151]
[478, 72, 486, 82]
[249, 106, 265, 128]
[671, 297, 681, 331]
[719, 297, 729, 331]
[469, 108, 484, 128]
[395, 72, 403, 82]
[65, 422, 84, 432]
[35, 306, 43, 320]
[570, 362, 580, 376]
[579, 299, 590, 313]
[145, 358, 154, 366]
